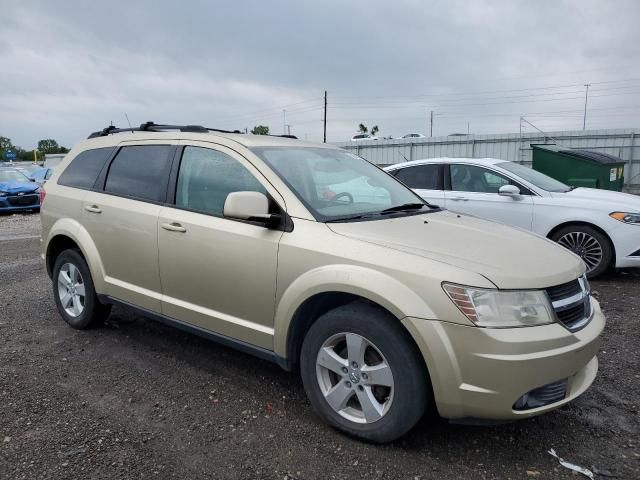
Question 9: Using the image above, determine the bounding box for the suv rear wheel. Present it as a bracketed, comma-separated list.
[52, 249, 111, 329]
[300, 302, 430, 443]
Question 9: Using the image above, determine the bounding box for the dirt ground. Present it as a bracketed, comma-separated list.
[0, 213, 638, 479]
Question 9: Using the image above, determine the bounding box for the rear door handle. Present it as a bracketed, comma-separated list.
[451, 196, 468, 201]
[161, 222, 187, 233]
[84, 205, 102, 213]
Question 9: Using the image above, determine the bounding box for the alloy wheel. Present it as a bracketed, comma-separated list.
[557, 231, 603, 273]
[315, 332, 394, 424]
[57, 262, 86, 317]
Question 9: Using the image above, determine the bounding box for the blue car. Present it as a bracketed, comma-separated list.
[0, 168, 41, 213]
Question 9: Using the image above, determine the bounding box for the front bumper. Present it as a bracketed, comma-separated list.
[607, 221, 640, 268]
[403, 297, 604, 420]
[0, 194, 40, 212]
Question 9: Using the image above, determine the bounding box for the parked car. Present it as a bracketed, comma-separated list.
[0, 167, 41, 213]
[41, 124, 604, 442]
[350, 133, 378, 141]
[385, 157, 640, 278]
[29, 166, 55, 185]
[398, 133, 426, 139]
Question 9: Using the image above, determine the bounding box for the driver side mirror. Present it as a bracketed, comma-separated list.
[224, 191, 281, 228]
[498, 184, 520, 197]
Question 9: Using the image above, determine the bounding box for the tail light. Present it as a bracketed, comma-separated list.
[39, 187, 46, 204]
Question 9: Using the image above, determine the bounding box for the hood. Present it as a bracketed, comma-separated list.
[0, 181, 38, 194]
[558, 188, 640, 211]
[327, 211, 584, 289]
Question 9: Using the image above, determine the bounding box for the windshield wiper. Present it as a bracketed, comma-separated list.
[380, 203, 427, 214]
[325, 214, 372, 223]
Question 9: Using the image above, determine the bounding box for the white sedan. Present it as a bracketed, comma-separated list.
[385, 157, 640, 278]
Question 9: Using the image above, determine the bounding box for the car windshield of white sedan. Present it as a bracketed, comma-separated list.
[497, 161, 571, 192]
[0, 170, 29, 183]
[253, 147, 430, 221]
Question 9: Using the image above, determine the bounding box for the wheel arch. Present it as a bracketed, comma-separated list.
[546, 220, 616, 265]
[273, 265, 436, 369]
[45, 219, 106, 293]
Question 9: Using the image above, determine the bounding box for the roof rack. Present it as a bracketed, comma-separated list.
[88, 122, 298, 139]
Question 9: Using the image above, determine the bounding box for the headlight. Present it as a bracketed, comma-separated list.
[0, 191, 7, 197]
[610, 212, 640, 225]
[443, 284, 555, 328]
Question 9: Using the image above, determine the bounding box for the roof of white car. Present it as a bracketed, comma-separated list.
[384, 157, 507, 169]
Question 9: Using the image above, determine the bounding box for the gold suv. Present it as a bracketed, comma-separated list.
[41, 123, 605, 442]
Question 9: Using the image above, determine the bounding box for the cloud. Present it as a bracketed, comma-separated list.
[0, 0, 639, 148]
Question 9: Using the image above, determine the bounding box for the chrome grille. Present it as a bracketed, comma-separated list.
[546, 276, 592, 332]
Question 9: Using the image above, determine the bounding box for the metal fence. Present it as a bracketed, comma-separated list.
[335, 128, 640, 193]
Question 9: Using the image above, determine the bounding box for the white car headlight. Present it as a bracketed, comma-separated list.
[443, 283, 555, 328]
[610, 211, 640, 225]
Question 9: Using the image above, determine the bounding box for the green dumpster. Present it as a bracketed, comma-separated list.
[531, 144, 625, 191]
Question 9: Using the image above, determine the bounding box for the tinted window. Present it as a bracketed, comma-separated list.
[104, 145, 172, 202]
[394, 164, 440, 190]
[450, 164, 517, 193]
[175, 146, 266, 216]
[58, 147, 113, 189]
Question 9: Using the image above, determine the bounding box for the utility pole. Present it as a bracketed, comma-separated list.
[583, 84, 591, 130]
[429, 110, 434, 137]
[283, 109, 286, 135]
[323, 90, 327, 143]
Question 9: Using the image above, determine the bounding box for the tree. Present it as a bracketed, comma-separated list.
[0, 136, 12, 151]
[358, 123, 368, 134]
[251, 125, 269, 135]
[37, 139, 60, 155]
[371, 125, 379, 136]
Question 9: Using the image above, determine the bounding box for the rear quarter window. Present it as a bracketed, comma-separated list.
[57, 147, 114, 189]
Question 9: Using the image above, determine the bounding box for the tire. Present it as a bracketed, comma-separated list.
[300, 302, 430, 443]
[550, 225, 613, 279]
[52, 249, 111, 329]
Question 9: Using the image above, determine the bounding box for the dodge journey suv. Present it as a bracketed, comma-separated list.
[41, 123, 605, 442]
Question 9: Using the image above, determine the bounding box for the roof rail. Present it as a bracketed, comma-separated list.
[88, 122, 298, 139]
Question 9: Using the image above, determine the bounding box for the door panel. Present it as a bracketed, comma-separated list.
[80, 143, 175, 312]
[444, 164, 534, 230]
[82, 192, 163, 311]
[158, 143, 284, 349]
[158, 208, 281, 348]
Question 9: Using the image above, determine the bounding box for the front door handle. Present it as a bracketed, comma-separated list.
[161, 222, 187, 233]
[451, 196, 468, 201]
[84, 205, 102, 213]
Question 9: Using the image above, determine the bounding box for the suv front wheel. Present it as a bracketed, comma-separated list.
[52, 249, 111, 329]
[300, 303, 430, 443]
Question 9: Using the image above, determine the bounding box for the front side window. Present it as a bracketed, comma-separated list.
[393, 164, 441, 190]
[450, 164, 517, 193]
[252, 147, 429, 221]
[175, 146, 266, 216]
[104, 145, 172, 202]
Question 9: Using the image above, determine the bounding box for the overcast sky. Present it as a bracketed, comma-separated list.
[1, 0, 639, 149]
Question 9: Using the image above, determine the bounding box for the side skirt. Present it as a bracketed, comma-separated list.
[99, 295, 292, 371]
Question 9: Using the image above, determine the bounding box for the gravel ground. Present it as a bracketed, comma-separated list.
[0, 213, 638, 479]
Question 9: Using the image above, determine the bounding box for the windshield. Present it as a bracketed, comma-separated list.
[252, 147, 431, 221]
[0, 169, 29, 183]
[497, 161, 571, 192]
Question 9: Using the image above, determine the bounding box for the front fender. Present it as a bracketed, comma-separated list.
[273, 264, 435, 358]
[45, 218, 107, 294]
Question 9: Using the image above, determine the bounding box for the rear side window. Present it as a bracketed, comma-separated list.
[57, 147, 113, 189]
[104, 145, 173, 202]
[393, 164, 441, 190]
